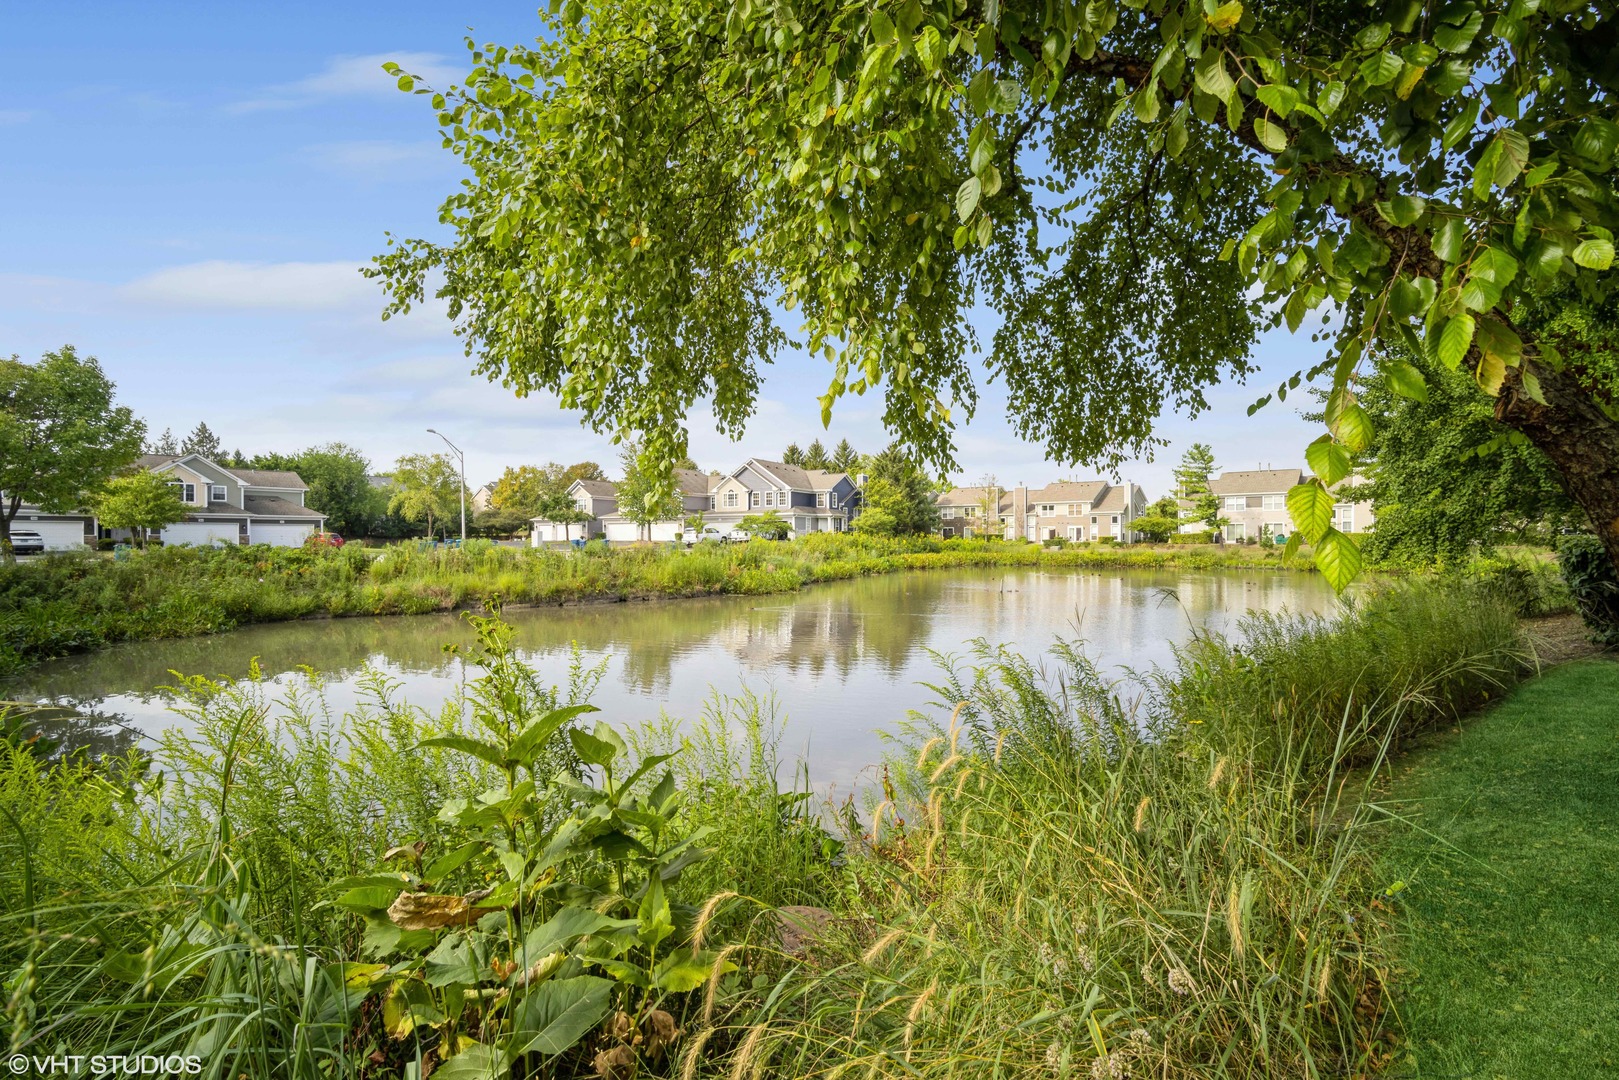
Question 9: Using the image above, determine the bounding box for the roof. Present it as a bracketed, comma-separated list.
[570, 479, 619, 497]
[936, 486, 1015, 513]
[674, 469, 711, 497]
[1092, 485, 1136, 513]
[1208, 469, 1303, 495]
[241, 495, 324, 519]
[1028, 480, 1110, 504]
[747, 459, 849, 491]
[137, 453, 308, 490]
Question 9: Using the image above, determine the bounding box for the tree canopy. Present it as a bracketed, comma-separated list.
[851, 445, 940, 535]
[295, 443, 385, 537]
[389, 453, 466, 538]
[0, 347, 144, 558]
[94, 471, 189, 548]
[372, 0, 1619, 588]
[490, 462, 608, 515]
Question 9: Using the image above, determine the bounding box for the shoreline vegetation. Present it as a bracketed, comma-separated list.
[0, 581, 1550, 1077]
[0, 534, 1335, 676]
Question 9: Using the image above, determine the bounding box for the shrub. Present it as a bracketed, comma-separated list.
[1169, 530, 1215, 544]
[1556, 533, 1619, 644]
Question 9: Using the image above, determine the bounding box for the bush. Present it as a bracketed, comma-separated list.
[1556, 533, 1619, 644]
[1169, 530, 1215, 544]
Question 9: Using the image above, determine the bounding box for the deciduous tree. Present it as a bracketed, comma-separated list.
[851, 446, 940, 536]
[389, 453, 465, 539]
[372, 0, 1619, 588]
[94, 471, 188, 548]
[294, 443, 384, 538]
[1134, 497, 1185, 543]
[615, 446, 683, 541]
[0, 347, 145, 561]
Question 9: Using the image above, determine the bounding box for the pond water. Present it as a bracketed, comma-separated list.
[9, 567, 1341, 783]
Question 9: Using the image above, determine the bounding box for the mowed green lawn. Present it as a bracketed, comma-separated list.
[1380, 658, 1619, 1078]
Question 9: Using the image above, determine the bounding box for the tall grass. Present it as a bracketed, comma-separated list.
[1, 582, 1530, 1078]
[0, 535, 1308, 674]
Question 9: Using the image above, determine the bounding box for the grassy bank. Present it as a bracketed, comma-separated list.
[0, 534, 1312, 674]
[0, 581, 1534, 1077]
[1377, 659, 1619, 1077]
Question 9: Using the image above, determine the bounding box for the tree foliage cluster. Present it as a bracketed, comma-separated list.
[372, 0, 1619, 589]
[851, 445, 941, 536]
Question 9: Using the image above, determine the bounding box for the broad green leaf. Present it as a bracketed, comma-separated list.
[510, 976, 615, 1058]
[869, 10, 896, 46]
[424, 934, 481, 987]
[1359, 51, 1403, 86]
[955, 177, 982, 222]
[424, 841, 486, 883]
[1313, 529, 1363, 594]
[1330, 402, 1374, 453]
[569, 728, 619, 767]
[1194, 50, 1235, 101]
[1573, 239, 1615, 270]
[1254, 117, 1288, 152]
[1431, 217, 1468, 263]
[432, 1044, 510, 1080]
[511, 704, 599, 766]
[1437, 313, 1475, 369]
[989, 79, 1022, 114]
[1573, 117, 1619, 164]
[417, 735, 507, 769]
[1207, 0, 1243, 33]
[1305, 436, 1352, 487]
[654, 950, 738, 992]
[1491, 129, 1530, 188]
[1383, 359, 1429, 402]
[1475, 347, 1506, 395]
[1434, 9, 1483, 51]
[1440, 99, 1480, 149]
[1375, 194, 1426, 227]
[1475, 318, 1523, 370]
[1286, 482, 1335, 544]
[522, 906, 631, 963]
[638, 874, 675, 948]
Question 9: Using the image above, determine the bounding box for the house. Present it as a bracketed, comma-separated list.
[595, 469, 717, 542]
[1202, 467, 1377, 543]
[1, 503, 97, 551]
[937, 481, 1149, 541]
[470, 482, 498, 513]
[128, 454, 327, 547]
[705, 459, 859, 536]
[531, 479, 619, 544]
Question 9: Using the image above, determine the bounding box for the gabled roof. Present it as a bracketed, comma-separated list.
[1029, 480, 1110, 504]
[570, 479, 619, 497]
[1092, 485, 1135, 513]
[745, 459, 850, 491]
[673, 468, 712, 497]
[138, 453, 308, 491]
[1208, 469, 1303, 495]
[935, 486, 1014, 512]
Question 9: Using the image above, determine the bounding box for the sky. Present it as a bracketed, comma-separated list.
[1, 2, 1324, 496]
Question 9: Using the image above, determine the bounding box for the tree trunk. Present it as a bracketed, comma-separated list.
[1, 494, 19, 566]
[1497, 360, 1619, 574]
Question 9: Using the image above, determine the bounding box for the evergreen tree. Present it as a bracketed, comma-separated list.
[851, 446, 940, 536]
[803, 439, 830, 470]
[830, 439, 858, 473]
[152, 428, 179, 455]
[181, 422, 222, 460]
[1173, 443, 1223, 532]
[781, 443, 804, 466]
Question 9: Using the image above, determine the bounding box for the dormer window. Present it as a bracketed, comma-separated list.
[209, 484, 226, 503]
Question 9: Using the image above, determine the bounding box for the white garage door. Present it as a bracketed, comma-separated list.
[604, 521, 640, 543]
[648, 521, 679, 543]
[161, 521, 237, 547]
[19, 519, 88, 551]
[250, 523, 316, 548]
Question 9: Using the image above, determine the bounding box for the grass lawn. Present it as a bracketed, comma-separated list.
[1379, 657, 1619, 1078]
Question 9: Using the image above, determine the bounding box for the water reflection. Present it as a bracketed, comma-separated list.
[7, 568, 1340, 781]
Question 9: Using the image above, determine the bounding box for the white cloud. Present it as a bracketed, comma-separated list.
[231, 52, 462, 113]
[304, 139, 446, 180]
[120, 261, 376, 311]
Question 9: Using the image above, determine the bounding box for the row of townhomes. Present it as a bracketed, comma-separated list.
[934, 480, 1151, 542]
[5, 453, 325, 551]
[1197, 468, 1375, 541]
[532, 459, 861, 544]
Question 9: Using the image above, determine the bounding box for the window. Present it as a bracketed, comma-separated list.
[1091, 516, 1098, 525]
[1225, 496, 1246, 511]
[830, 493, 839, 509]
[1038, 504, 1055, 516]
[963, 506, 978, 517]
[170, 482, 195, 503]
[1067, 503, 1078, 515]
[750, 492, 760, 508]
[1262, 494, 1286, 511]
[1227, 522, 1246, 541]
[1112, 515, 1119, 523]
[209, 484, 226, 503]
[709, 497, 716, 510]
[817, 492, 826, 507]
[1335, 505, 1355, 531]
[726, 490, 739, 508]
[942, 527, 955, 538]
[941, 506, 957, 518]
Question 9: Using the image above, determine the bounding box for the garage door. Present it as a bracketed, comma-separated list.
[161, 521, 238, 547]
[250, 523, 316, 548]
[18, 519, 88, 551]
[604, 521, 639, 543]
[648, 521, 679, 542]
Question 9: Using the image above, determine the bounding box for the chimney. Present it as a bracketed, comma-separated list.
[1014, 484, 1028, 540]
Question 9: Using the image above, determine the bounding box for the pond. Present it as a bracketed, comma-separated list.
[10, 567, 1341, 783]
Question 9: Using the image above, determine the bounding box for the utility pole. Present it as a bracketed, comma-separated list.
[426, 428, 467, 544]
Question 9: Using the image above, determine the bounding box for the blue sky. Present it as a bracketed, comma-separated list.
[1, 2, 1322, 495]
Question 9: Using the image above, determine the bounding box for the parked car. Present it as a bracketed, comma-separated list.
[723, 528, 751, 543]
[307, 532, 345, 548]
[683, 526, 726, 546]
[7, 530, 44, 555]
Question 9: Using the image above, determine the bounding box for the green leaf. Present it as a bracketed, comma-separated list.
[989, 79, 1022, 114]
[638, 874, 675, 948]
[1433, 9, 1483, 51]
[425, 934, 481, 987]
[1475, 318, 1523, 371]
[1573, 239, 1615, 270]
[1383, 359, 1429, 402]
[1440, 99, 1480, 149]
[1254, 116, 1288, 152]
[511, 705, 599, 767]
[569, 728, 619, 767]
[1305, 437, 1352, 487]
[1313, 529, 1363, 594]
[1437, 313, 1475, 369]
[955, 176, 982, 222]
[869, 10, 896, 46]
[1431, 217, 1468, 263]
[417, 735, 507, 770]
[522, 907, 631, 962]
[1572, 117, 1619, 164]
[1330, 402, 1374, 453]
[424, 841, 486, 884]
[1475, 347, 1506, 395]
[1194, 50, 1235, 101]
[654, 950, 737, 993]
[432, 1045, 510, 1080]
[1375, 194, 1426, 227]
[1207, 0, 1243, 33]
[1359, 51, 1403, 86]
[509, 976, 615, 1058]
[1492, 129, 1530, 188]
[1286, 482, 1335, 544]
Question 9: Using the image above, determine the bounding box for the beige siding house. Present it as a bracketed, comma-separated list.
[531, 479, 619, 544]
[1203, 468, 1377, 543]
[134, 454, 326, 547]
[937, 481, 1148, 541]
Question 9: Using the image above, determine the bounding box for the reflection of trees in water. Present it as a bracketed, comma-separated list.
[7, 700, 145, 761]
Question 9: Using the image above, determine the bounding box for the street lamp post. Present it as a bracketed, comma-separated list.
[426, 428, 467, 544]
